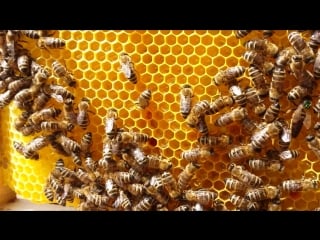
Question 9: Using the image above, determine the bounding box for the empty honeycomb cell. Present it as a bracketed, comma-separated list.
[207, 45, 219, 57]
[201, 35, 213, 45]
[171, 65, 182, 75]
[188, 55, 199, 65]
[172, 45, 182, 55]
[214, 35, 226, 47]
[200, 56, 212, 66]
[194, 85, 205, 95]
[194, 65, 205, 75]
[214, 180, 225, 191]
[97, 107, 107, 117]
[85, 70, 96, 81]
[208, 170, 219, 181]
[147, 63, 158, 74]
[213, 56, 226, 67]
[78, 40, 89, 51]
[148, 45, 159, 55]
[84, 51, 95, 61]
[177, 55, 188, 65]
[195, 168, 208, 180]
[160, 45, 170, 55]
[177, 34, 189, 45]
[195, 45, 206, 56]
[220, 46, 232, 57]
[169, 140, 180, 150]
[175, 130, 186, 141]
[183, 45, 195, 55]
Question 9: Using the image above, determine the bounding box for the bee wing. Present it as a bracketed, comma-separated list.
[120, 63, 132, 78]
[303, 111, 312, 129]
[105, 118, 114, 133]
[51, 93, 64, 103]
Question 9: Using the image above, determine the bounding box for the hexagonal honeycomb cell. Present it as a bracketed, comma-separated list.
[1, 30, 320, 211]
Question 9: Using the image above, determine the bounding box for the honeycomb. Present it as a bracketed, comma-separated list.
[1, 30, 320, 210]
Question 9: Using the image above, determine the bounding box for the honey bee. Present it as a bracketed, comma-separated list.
[234, 30, 251, 39]
[186, 100, 210, 127]
[184, 189, 218, 207]
[86, 192, 110, 208]
[291, 102, 308, 138]
[250, 121, 282, 151]
[288, 31, 315, 63]
[240, 117, 258, 135]
[136, 89, 151, 109]
[289, 54, 304, 80]
[7, 76, 32, 93]
[263, 102, 280, 123]
[180, 84, 193, 118]
[62, 97, 77, 124]
[58, 166, 77, 179]
[275, 46, 296, 68]
[48, 174, 64, 194]
[116, 131, 149, 145]
[32, 92, 51, 112]
[245, 185, 280, 202]
[20, 30, 40, 39]
[248, 158, 284, 172]
[148, 174, 165, 192]
[145, 154, 172, 171]
[313, 97, 320, 117]
[84, 152, 97, 173]
[132, 196, 155, 211]
[14, 111, 30, 131]
[161, 171, 180, 199]
[109, 171, 134, 188]
[105, 108, 118, 140]
[80, 132, 93, 155]
[206, 95, 234, 115]
[243, 50, 265, 67]
[287, 85, 310, 105]
[228, 163, 263, 187]
[77, 97, 90, 129]
[262, 30, 274, 39]
[313, 122, 320, 138]
[181, 147, 213, 163]
[52, 60, 76, 87]
[119, 52, 137, 84]
[279, 149, 299, 161]
[247, 65, 269, 98]
[198, 134, 232, 148]
[306, 135, 320, 157]
[126, 183, 145, 197]
[76, 168, 94, 184]
[55, 158, 65, 168]
[113, 189, 131, 210]
[309, 30, 320, 53]
[314, 52, 320, 80]
[228, 143, 256, 162]
[43, 84, 74, 103]
[40, 120, 74, 132]
[267, 198, 282, 211]
[28, 107, 61, 126]
[130, 146, 148, 166]
[174, 205, 191, 211]
[44, 180, 55, 202]
[244, 39, 279, 57]
[145, 185, 169, 206]
[213, 66, 245, 86]
[282, 177, 319, 192]
[177, 162, 200, 192]
[16, 54, 31, 76]
[269, 67, 286, 102]
[229, 85, 246, 107]
[37, 37, 65, 49]
[52, 132, 81, 155]
[224, 177, 248, 193]
[215, 106, 248, 126]
[229, 194, 260, 211]
[105, 178, 119, 198]
[23, 135, 51, 159]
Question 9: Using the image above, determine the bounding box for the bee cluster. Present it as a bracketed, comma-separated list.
[3, 30, 320, 210]
[180, 30, 320, 210]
